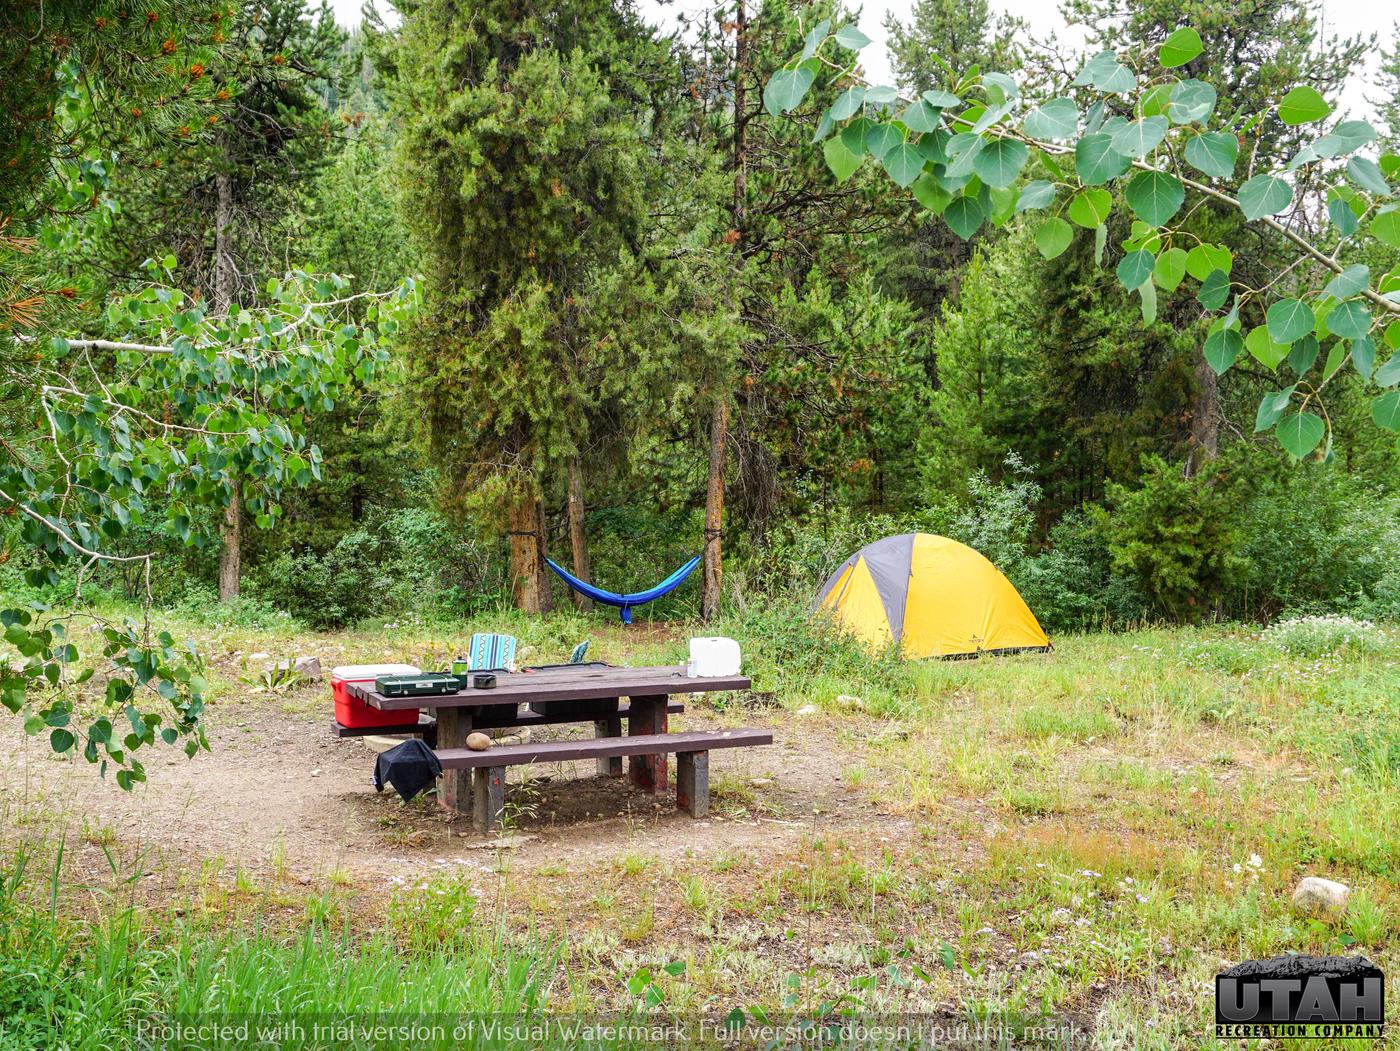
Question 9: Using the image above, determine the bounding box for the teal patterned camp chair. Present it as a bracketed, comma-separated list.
[468, 633, 517, 672]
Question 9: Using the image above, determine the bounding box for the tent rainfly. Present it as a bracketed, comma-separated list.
[813, 533, 1050, 660]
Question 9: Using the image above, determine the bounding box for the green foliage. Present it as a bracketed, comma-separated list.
[1014, 511, 1152, 631]
[1235, 469, 1400, 619]
[387, 0, 730, 527]
[5, 1, 1400, 754]
[1095, 456, 1245, 621]
[254, 507, 510, 627]
[712, 595, 912, 706]
[0, 847, 552, 1047]
[2, 608, 208, 782]
[947, 455, 1039, 572]
[886, 0, 1026, 94]
[0, 262, 415, 771]
[96, 0, 349, 307]
[758, 273, 929, 511]
[303, 117, 417, 293]
[11, 270, 413, 566]
[0, 0, 230, 222]
[941, 459, 1150, 631]
[172, 587, 299, 631]
[773, 12, 1400, 460]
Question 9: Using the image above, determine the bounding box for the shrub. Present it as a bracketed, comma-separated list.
[169, 585, 299, 630]
[1015, 510, 1152, 632]
[709, 596, 913, 703]
[747, 501, 955, 596]
[1236, 468, 1400, 620]
[1095, 456, 1245, 622]
[946, 453, 1038, 574]
[250, 507, 511, 627]
[1359, 569, 1400, 622]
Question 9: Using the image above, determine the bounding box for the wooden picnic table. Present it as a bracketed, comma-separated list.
[345, 664, 760, 827]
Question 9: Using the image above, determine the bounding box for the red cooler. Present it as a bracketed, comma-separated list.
[332, 663, 422, 728]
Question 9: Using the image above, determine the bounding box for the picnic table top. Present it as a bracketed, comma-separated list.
[346, 663, 752, 712]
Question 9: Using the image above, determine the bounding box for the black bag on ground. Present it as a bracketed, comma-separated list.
[372, 738, 442, 802]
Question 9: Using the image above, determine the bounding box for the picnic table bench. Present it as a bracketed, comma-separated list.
[343, 664, 771, 832]
[329, 698, 688, 748]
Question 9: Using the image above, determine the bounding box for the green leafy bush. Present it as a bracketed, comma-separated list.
[1236, 469, 1400, 620]
[1360, 570, 1400, 622]
[710, 596, 912, 703]
[251, 508, 511, 628]
[1015, 511, 1152, 632]
[947, 455, 1039, 574]
[750, 502, 953, 596]
[1095, 456, 1246, 622]
[170, 586, 299, 631]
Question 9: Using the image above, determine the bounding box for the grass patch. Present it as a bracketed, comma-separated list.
[2, 613, 1398, 1042]
[0, 846, 554, 1050]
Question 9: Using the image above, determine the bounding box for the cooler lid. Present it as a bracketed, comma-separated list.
[331, 663, 421, 680]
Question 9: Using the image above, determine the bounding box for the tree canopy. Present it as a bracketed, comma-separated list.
[765, 13, 1400, 463]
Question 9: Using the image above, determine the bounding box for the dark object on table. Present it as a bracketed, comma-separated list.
[375, 673, 461, 698]
[372, 738, 443, 802]
[471, 672, 497, 689]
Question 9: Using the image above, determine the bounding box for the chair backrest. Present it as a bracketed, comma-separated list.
[569, 641, 590, 664]
[469, 633, 517, 671]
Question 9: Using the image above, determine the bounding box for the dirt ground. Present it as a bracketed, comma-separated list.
[0, 672, 906, 894]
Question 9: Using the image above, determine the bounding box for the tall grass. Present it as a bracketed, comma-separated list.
[0, 844, 559, 1050]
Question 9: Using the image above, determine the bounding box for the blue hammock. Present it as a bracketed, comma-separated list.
[546, 556, 701, 623]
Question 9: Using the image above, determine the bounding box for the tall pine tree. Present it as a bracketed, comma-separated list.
[385, 0, 730, 612]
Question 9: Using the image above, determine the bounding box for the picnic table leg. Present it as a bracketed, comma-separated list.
[627, 694, 668, 794]
[472, 767, 505, 834]
[676, 750, 709, 818]
[434, 707, 473, 815]
[594, 699, 623, 777]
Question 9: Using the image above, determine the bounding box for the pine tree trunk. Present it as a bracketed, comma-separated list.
[535, 494, 553, 613]
[1186, 347, 1220, 478]
[213, 162, 236, 316]
[509, 478, 551, 614]
[218, 479, 242, 602]
[567, 458, 592, 612]
[700, 0, 748, 624]
[701, 397, 728, 621]
[214, 157, 241, 602]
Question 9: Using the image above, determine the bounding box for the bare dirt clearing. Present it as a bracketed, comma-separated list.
[0, 678, 911, 894]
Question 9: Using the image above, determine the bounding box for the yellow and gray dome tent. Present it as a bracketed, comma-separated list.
[813, 533, 1050, 659]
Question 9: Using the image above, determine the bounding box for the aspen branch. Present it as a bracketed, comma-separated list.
[812, 54, 1400, 318]
[54, 285, 408, 357]
[64, 338, 173, 355]
[0, 485, 153, 565]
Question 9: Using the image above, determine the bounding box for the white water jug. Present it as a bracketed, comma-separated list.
[688, 636, 741, 677]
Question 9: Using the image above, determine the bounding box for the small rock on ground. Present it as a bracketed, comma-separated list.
[293, 656, 322, 681]
[1292, 876, 1350, 916]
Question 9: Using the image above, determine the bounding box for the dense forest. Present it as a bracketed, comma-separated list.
[3, 0, 1399, 647]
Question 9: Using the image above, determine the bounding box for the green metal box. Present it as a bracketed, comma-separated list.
[374, 673, 462, 698]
